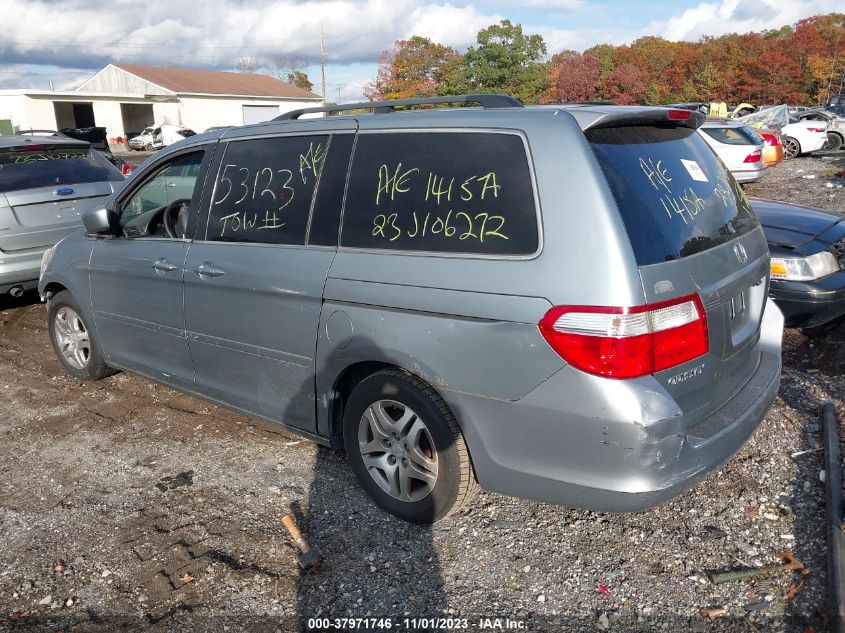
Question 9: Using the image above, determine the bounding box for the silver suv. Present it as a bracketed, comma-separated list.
[39, 95, 783, 523]
[0, 135, 123, 297]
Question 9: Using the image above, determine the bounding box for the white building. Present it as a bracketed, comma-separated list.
[0, 63, 324, 140]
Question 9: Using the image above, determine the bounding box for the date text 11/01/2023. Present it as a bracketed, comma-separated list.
[306, 616, 527, 630]
[371, 162, 511, 244]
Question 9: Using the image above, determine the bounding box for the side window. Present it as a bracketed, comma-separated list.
[119, 152, 203, 235]
[341, 132, 539, 256]
[308, 134, 354, 246]
[206, 135, 328, 245]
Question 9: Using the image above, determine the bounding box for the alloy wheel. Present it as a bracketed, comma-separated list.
[53, 307, 91, 369]
[782, 137, 800, 159]
[357, 399, 438, 502]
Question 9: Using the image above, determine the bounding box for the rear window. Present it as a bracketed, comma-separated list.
[341, 132, 539, 256]
[0, 146, 122, 193]
[701, 125, 760, 145]
[587, 126, 758, 265]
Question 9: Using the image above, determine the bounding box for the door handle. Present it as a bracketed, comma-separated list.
[151, 258, 178, 273]
[194, 262, 226, 278]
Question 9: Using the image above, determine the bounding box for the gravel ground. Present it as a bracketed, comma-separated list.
[1, 152, 844, 633]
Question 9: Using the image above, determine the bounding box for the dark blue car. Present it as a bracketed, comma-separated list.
[752, 198, 845, 335]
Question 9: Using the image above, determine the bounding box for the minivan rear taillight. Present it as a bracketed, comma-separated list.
[538, 294, 709, 379]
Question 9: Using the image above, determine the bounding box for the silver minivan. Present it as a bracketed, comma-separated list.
[0, 135, 123, 297]
[39, 95, 783, 523]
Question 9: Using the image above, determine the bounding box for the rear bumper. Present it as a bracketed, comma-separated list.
[443, 300, 783, 512]
[770, 271, 845, 329]
[0, 247, 46, 292]
[733, 166, 766, 183]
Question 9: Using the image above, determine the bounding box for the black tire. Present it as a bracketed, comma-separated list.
[343, 369, 478, 523]
[47, 290, 115, 381]
[824, 132, 843, 151]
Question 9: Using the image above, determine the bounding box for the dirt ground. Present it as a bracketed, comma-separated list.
[1, 151, 844, 633]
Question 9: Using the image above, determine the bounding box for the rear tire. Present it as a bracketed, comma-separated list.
[782, 136, 801, 159]
[343, 369, 478, 523]
[824, 132, 843, 151]
[47, 290, 115, 381]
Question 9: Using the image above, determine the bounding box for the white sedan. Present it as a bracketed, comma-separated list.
[780, 120, 827, 159]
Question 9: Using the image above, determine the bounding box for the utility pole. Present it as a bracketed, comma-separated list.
[320, 23, 327, 102]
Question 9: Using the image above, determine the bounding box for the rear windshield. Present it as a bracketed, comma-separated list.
[701, 125, 760, 145]
[0, 146, 122, 193]
[587, 125, 758, 265]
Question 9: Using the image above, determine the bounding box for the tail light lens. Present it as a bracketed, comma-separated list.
[120, 163, 132, 176]
[667, 109, 692, 120]
[760, 133, 778, 146]
[743, 150, 762, 163]
[539, 294, 709, 379]
[807, 127, 826, 133]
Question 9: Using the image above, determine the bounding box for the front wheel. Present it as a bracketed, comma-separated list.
[47, 291, 115, 380]
[782, 136, 801, 159]
[343, 369, 477, 523]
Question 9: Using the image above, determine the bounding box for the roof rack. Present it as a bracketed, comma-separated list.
[274, 94, 524, 121]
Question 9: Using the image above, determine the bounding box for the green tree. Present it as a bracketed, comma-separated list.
[694, 62, 722, 101]
[463, 19, 548, 103]
[287, 70, 313, 92]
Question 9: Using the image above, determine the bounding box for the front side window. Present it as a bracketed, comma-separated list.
[341, 132, 539, 256]
[205, 135, 329, 245]
[119, 152, 203, 237]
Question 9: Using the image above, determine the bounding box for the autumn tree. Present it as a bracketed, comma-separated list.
[540, 51, 599, 103]
[365, 36, 461, 100]
[600, 63, 648, 104]
[463, 20, 548, 103]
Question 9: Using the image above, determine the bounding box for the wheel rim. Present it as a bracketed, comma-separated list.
[357, 399, 438, 502]
[783, 138, 799, 159]
[53, 306, 91, 369]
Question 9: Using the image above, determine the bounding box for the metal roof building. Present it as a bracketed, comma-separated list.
[0, 63, 324, 141]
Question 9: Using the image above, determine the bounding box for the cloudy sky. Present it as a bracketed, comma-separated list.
[0, 0, 840, 100]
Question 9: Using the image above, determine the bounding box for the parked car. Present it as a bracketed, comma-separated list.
[0, 135, 124, 297]
[792, 108, 845, 151]
[737, 105, 828, 158]
[127, 126, 154, 151]
[752, 199, 845, 336]
[127, 125, 196, 151]
[697, 119, 766, 183]
[39, 95, 783, 523]
[19, 128, 131, 176]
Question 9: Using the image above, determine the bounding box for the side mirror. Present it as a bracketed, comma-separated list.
[82, 206, 119, 236]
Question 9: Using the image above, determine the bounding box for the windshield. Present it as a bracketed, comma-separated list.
[587, 125, 758, 266]
[0, 146, 122, 193]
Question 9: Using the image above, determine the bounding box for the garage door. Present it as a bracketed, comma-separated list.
[242, 105, 280, 125]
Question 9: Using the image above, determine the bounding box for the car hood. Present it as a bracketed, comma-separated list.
[750, 198, 842, 248]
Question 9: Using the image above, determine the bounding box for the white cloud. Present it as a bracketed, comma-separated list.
[646, 0, 844, 42]
[407, 4, 504, 48]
